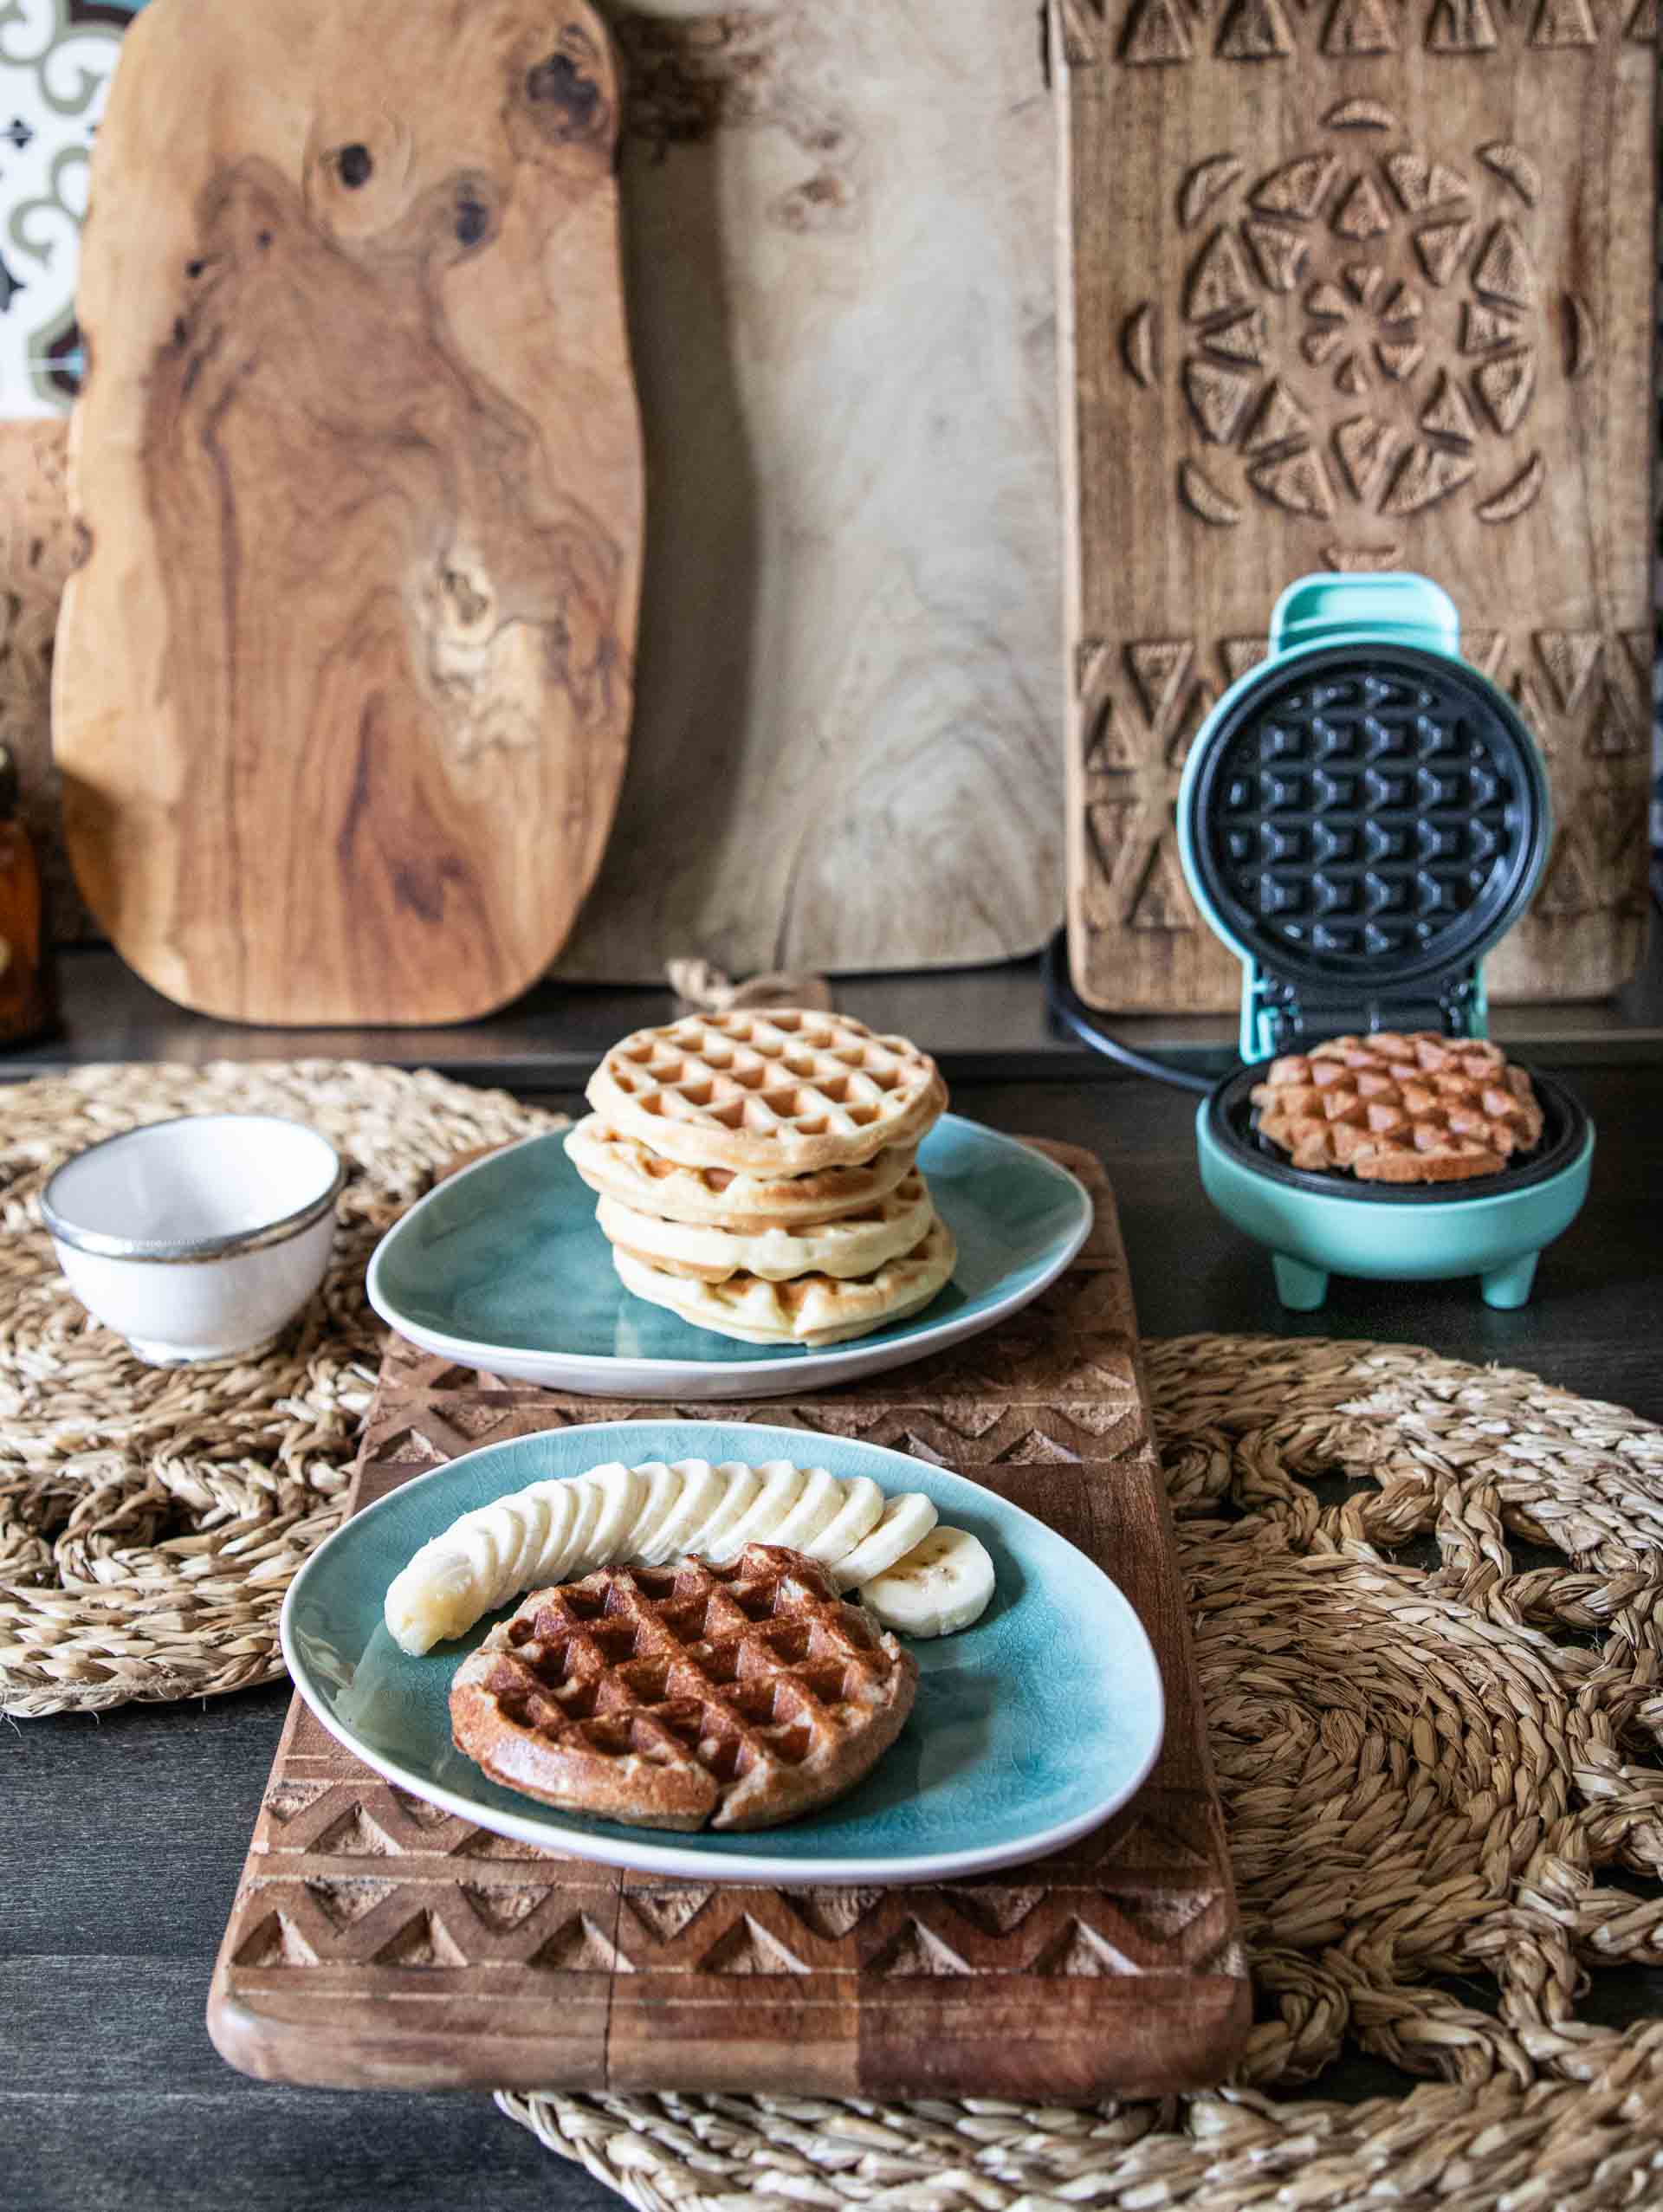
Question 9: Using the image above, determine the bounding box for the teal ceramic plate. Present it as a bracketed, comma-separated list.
[281, 1421, 1165, 1885]
[366, 1115, 1091, 1398]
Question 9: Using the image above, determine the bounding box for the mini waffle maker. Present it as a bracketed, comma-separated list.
[1174, 572, 1593, 1311]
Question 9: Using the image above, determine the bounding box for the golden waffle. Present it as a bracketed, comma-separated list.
[564, 1116, 919, 1229]
[1250, 1031, 1544, 1185]
[450, 1543, 917, 1831]
[586, 1009, 948, 1174]
[598, 1169, 936, 1284]
[611, 1214, 957, 1345]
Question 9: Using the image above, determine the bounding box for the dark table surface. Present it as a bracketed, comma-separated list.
[5, 1045, 1662, 2212]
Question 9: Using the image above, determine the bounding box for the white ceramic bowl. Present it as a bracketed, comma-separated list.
[41, 1113, 346, 1365]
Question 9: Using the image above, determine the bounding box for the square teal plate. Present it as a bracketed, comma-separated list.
[366, 1115, 1092, 1397]
[281, 1421, 1165, 1885]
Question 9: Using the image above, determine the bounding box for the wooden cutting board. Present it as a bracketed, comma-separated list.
[52, 0, 642, 1026]
[207, 1142, 1249, 2100]
[1056, 0, 1655, 1011]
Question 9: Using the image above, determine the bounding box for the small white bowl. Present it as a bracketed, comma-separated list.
[41, 1113, 346, 1365]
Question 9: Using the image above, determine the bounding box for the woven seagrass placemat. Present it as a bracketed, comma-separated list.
[0, 1060, 559, 1717]
[499, 1335, 1663, 2212]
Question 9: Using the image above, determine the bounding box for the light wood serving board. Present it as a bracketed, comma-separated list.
[52, 0, 642, 1026]
[1056, 0, 1656, 1011]
[207, 1142, 1249, 2100]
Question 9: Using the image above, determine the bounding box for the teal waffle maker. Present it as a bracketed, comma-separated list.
[1176, 572, 1594, 1311]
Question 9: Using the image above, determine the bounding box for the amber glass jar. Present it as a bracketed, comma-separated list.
[0, 744, 51, 1046]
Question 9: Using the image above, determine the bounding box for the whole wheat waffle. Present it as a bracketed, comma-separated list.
[598, 1170, 935, 1284]
[1250, 1031, 1545, 1185]
[565, 1116, 919, 1230]
[611, 1214, 957, 1345]
[449, 1543, 917, 1831]
[586, 1010, 947, 1174]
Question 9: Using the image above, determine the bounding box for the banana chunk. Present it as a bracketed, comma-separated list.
[385, 1477, 579, 1654]
[635, 1459, 721, 1563]
[586, 1462, 650, 1562]
[383, 1459, 993, 1653]
[830, 1491, 939, 1588]
[859, 1526, 996, 1638]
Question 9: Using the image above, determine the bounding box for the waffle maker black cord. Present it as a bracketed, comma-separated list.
[1042, 929, 1214, 1096]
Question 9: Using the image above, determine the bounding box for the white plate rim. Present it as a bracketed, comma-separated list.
[364, 1115, 1093, 1394]
[280, 1419, 1166, 1886]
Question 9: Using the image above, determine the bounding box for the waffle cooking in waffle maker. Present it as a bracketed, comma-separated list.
[1175, 572, 1594, 1311]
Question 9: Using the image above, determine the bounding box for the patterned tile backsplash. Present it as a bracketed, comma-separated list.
[0, 0, 1656, 928]
[0, 1, 141, 418]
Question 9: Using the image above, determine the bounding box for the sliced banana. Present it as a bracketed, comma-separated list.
[553, 1474, 605, 1582]
[509, 1480, 576, 1588]
[586, 1462, 650, 1562]
[767, 1466, 845, 1555]
[681, 1462, 762, 1557]
[385, 1548, 482, 1653]
[799, 1474, 884, 1570]
[637, 1459, 727, 1564]
[385, 1477, 578, 1653]
[858, 1526, 995, 1638]
[384, 1458, 998, 1654]
[626, 1461, 687, 1562]
[829, 1491, 939, 1589]
[712, 1459, 807, 1557]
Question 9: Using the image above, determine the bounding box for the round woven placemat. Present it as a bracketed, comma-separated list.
[0, 1059, 557, 1717]
[501, 1334, 1663, 2212]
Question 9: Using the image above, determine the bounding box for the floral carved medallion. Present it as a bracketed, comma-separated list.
[1123, 100, 1593, 560]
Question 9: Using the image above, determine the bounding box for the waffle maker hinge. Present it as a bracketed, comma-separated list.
[1247, 967, 1484, 1064]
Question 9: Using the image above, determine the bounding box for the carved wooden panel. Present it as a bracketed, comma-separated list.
[208, 1143, 1248, 2099]
[0, 422, 94, 943]
[1058, 0, 1656, 1010]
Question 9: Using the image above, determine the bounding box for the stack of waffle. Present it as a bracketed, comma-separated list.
[566, 1010, 954, 1345]
[1251, 1031, 1544, 1185]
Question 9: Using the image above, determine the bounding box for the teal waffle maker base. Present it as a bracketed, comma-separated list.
[1196, 1083, 1594, 1310]
[1174, 572, 1594, 1313]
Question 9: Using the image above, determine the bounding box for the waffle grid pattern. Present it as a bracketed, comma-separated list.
[1251, 1031, 1544, 1184]
[588, 1011, 945, 1174]
[455, 1546, 913, 1829]
[1206, 663, 1527, 972]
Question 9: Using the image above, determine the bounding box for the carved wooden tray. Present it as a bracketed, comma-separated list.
[1056, 0, 1655, 1010]
[206, 1142, 1249, 2099]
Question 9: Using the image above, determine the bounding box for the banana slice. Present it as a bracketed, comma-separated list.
[385, 1549, 482, 1653]
[627, 1461, 687, 1562]
[712, 1460, 806, 1557]
[798, 1474, 884, 1571]
[383, 1460, 998, 1655]
[515, 1479, 579, 1584]
[830, 1491, 939, 1588]
[508, 1480, 575, 1588]
[640, 1460, 728, 1562]
[385, 1477, 578, 1653]
[552, 1474, 605, 1581]
[858, 1525, 995, 1638]
[767, 1467, 845, 1555]
[586, 1463, 650, 1562]
[682, 1462, 762, 1557]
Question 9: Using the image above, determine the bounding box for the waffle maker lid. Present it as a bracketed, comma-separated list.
[1176, 574, 1551, 1064]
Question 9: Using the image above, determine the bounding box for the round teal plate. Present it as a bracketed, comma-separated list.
[281, 1422, 1165, 1885]
[366, 1115, 1092, 1398]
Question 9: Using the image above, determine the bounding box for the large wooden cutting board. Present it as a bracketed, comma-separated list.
[207, 1142, 1249, 2100]
[52, 0, 642, 1025]
[1056, 0, 1656, 1011]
